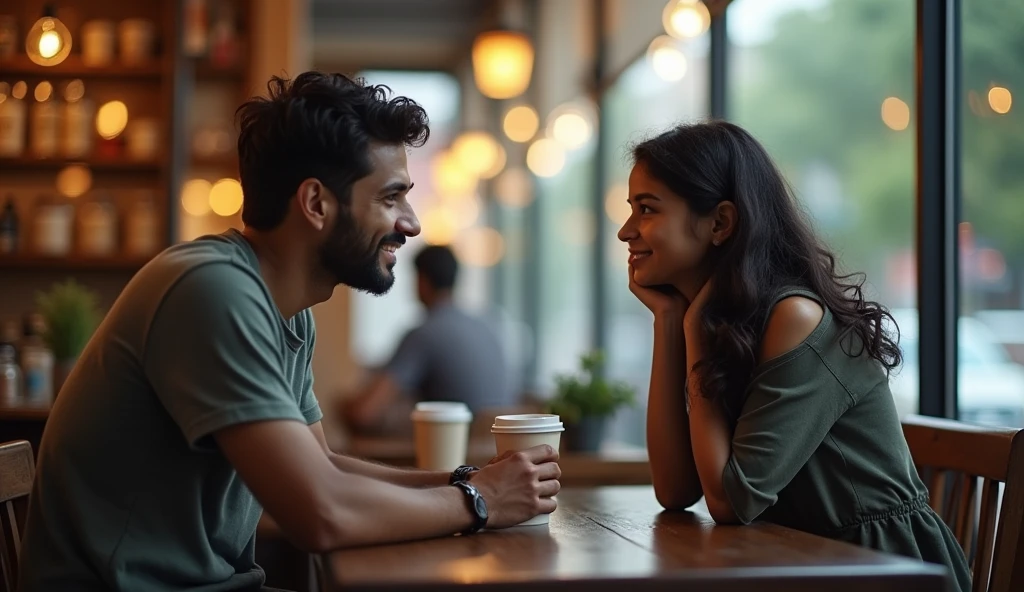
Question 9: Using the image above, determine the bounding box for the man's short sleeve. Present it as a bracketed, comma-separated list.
[143, 263, 307, 450]
[384, 327, 430, 393]
[298, 309, 323, 424]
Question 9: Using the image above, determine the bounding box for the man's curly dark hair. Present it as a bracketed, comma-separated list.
[235, 71, 430, 230]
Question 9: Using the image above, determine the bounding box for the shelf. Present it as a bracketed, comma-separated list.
[0, 54, 163, 79]
[195, 62, 246, 82]
[190, 153, 237, 170]
[0, 253, 151, 272]
[0, 157, 162, 173]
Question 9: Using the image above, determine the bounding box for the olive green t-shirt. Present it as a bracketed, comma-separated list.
[18, 229, 323, 591]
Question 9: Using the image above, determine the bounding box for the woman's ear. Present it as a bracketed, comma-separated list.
[710, 201, 737, 246]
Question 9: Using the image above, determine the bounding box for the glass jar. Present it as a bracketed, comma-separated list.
[78, 199, 118, 256]
[81, 20, 115, 67]
[125, 197, 159, 257]
[33, 200, 74, 256]
[0, 85, 26, 157]
[0, 16, 17, 62]
[31, 85, 60, 158]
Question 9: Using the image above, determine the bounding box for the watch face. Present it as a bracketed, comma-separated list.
[474, 496, 488, 520]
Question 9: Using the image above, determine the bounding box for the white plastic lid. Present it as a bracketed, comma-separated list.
[410, 401, 473, 423]
[490, 414, 564, 434]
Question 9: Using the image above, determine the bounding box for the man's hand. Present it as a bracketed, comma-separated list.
[470, 445, 561, 528]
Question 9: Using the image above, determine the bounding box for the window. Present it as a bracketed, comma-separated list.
[349, 71, 467, 366]
[958, 0, 1024, 427]
[727, 0, 917, 413]
[601, 36, 710, 446]
[535, 144, 596, 391]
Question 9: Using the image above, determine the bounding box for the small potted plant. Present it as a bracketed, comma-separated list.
[547, 350, 636, 453]
[35, 279, 101, 394]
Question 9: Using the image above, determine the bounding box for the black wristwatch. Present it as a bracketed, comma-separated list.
[452, 481, 488, 535]
[449, 464, 479, 485]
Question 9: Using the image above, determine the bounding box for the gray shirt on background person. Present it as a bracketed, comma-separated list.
[385, 303, 513, 412]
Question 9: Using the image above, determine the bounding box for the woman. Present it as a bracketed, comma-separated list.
[619, 121, 971, 592]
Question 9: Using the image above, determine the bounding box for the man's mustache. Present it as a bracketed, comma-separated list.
[378, 234, 407, 248]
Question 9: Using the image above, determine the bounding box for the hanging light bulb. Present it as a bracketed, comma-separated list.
[546, 101, 596, 150]
[471, 30, 534, 99]
[647, 36, 689, 82]
[452, 131, 505, 179]
[662, 0, 711, 39]
[26, 4, 72, 67]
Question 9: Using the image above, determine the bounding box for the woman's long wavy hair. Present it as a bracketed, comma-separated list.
[633, 121, 902, 416]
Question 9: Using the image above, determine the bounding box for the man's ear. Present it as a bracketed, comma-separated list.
[294, 178, 329, 231]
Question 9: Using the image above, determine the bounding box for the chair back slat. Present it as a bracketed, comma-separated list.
[902, 415, 1024, 592]
[929, 469, 947, 515]
[974, 478, 1001, 592]
[0, 441, 34, 592]
[954, 474, 977, 554]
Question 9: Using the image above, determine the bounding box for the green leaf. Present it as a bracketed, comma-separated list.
[35, 279, 101, 361]
[545, 349, 636, 423]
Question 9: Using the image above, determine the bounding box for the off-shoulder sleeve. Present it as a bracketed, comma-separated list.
[721, 345, 855, 523]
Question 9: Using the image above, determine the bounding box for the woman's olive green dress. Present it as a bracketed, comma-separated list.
[718, 287, 972, 592]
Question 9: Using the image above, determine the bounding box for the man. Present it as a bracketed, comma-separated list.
[18, 72, 560, 592]
[344, 245, 515, 434]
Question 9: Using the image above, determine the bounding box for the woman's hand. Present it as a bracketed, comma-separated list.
[683, 277, 714, 332]
[628, 264, 689, 319]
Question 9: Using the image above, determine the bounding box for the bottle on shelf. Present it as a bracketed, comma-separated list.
[184, 0, 209, 57]
[209, 1, 239, 68]
[19, 313, 54, 403]
[63, 79, 94, 158]
[0, 195, 17, 254]
[0, 342, 22, 403]
[30, 80, 61, 159]
[0, 81, 27, 157]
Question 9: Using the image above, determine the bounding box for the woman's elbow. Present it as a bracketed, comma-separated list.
[653, 482, 703, 511]
[705, 495, 743, 525]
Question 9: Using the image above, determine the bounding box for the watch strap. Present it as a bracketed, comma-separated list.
[452, 481, 488, 535]
[449, 464, 479, 485]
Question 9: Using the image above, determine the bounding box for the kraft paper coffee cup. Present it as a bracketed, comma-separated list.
[491, 414, 564, 526]
[411, 402, 472, 471]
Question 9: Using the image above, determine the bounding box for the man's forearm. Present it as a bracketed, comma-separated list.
[317, 468, 477, 549]
[329, 453, 453, 488]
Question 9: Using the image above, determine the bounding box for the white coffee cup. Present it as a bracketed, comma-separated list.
[491, 414, 564, 526]
[411, 402, 472, 471]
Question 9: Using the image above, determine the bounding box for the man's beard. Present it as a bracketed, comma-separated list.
[319, 209, 403, 296]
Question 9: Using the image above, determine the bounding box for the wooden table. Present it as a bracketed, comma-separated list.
[322, 486, 949, 592]
[346, 436, 653, 487]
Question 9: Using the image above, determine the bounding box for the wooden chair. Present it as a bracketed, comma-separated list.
[902, 414, 1024, 592]
[0, 440, 34, 592]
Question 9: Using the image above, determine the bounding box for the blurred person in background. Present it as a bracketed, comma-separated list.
[343, 244, 515, 436]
